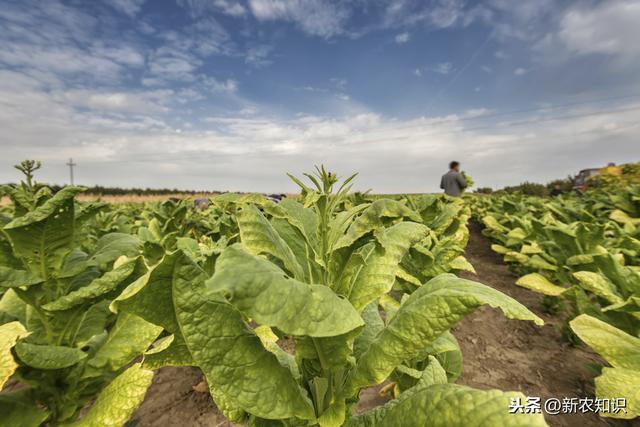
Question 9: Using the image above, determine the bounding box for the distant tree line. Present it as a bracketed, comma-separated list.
[474, 176, 575, 197]
[474, 162, 640, 197]
[0, 183, 222, 196]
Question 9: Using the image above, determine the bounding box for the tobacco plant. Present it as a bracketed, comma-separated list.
[116, 167, 547, 426]
[0, 163, 160, 426]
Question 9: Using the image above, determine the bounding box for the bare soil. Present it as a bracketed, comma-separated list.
[455, 222, 634, 427]
[131, 222, 636, 427]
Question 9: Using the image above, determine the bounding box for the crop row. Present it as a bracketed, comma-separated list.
[468, 180, 640, 420]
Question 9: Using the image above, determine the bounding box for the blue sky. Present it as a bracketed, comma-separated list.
[1, 0, 639, 192]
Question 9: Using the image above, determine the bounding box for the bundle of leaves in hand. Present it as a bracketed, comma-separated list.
[115, 166, 547, 426]
[461, 171, 474, 190]
[0, 161, 160, 426]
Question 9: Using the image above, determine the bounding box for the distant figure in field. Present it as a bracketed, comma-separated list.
[440, 161, 467, 197]
[549, 184, 563, 197]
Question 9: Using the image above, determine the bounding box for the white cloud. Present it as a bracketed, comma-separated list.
[494, 50, 507, 59]
[395, 32, 410, 44]
[557, 0, 640, 58]
[432, 62, 453, 75]
[178, 0, 246, 18]
[213, 0, 247, 16]
[61, 89, 172, 113]
[109, 0, 147, 17]
[203, 77, 238, 93]
[4, 63, 637, 192]
[245, 45, 273, 67]
[383, 0, 468, 30]
[248, 0, 351, 38]
[514, 67, 527, 76]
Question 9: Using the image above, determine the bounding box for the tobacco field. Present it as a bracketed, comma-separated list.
[1, 162, 638, 427]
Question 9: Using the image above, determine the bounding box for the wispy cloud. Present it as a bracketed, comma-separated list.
[248, 0, 351, 38]
[395, 32, 410, 44]
[109, 0, 147, 17]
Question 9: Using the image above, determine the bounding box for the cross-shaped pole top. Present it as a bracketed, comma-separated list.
[66, 158, 76, 185]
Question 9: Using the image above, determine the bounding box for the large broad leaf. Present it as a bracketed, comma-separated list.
[594, 367, 640, 419]
[236, 204, 305, 280]
[88, 233, 141, 267]
[572, 272, 624, 305]
[172, 253, 316, 421]
[0, 321, 28, 387]
[348, 357, 546, 427]
[347, 274, 543, 391]
[113, 253, 181, 332]
[338, 222, 429, 312]
[349, 383, 548, 427]
[569, 315, 640, 370]
[83, 313, 162, 378]
[207, 244, 363, 338]
[42, 259, 137, 311]
[70, 363, 153, 427]
[15, 342, 87, 370]
[3, 186, 84, 278]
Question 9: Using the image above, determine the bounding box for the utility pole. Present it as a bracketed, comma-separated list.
[66, 158, 76, 185]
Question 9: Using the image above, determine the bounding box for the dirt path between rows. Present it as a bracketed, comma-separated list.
[131, 222, 634, 427]
[455, 222, 632, 427]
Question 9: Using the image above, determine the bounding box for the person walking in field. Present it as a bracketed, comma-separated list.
[440, 161, 467, 197]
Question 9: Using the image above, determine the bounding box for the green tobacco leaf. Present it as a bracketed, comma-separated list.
[572, 272, 624, 305]
[71, 363, 153, 427]
[15, 342, 86, 370]
[348, 274, 543, 391]
[114, 253, 180, 332]
[526, 255, 557, 271]
[0, 321, 28, 387]
[3, 186, 84, 278]
[449, 256, 476, 273]
[490, 244, 509, 254]
[594, 367, 640, 419]
[89, 233, 142, 267]
[254, 326, 300, 380]
[143, 333, 193, 370]
[0, 267, 43, 288]
[423, 331, 462, 382]
[0, 389, 50, 427]
[569, 315, 640, 370]
[353, 302, 384, 359]
[173, 253, 315, 421]
[84, 312, 162, 377]
[348, 383, 548, 427]
[237, 204, 304, 280]
[208, 244, 363, 337]
[0, 289, 27, 324]
[340, 222, 429, 312]
[515, 273, 566, 296]
[333, 199, 421, 251]
[70, 300, 111, 348]
[43, 259, 137, 311]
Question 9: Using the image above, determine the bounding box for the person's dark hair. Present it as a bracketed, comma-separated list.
[449, 161, 460, 170]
